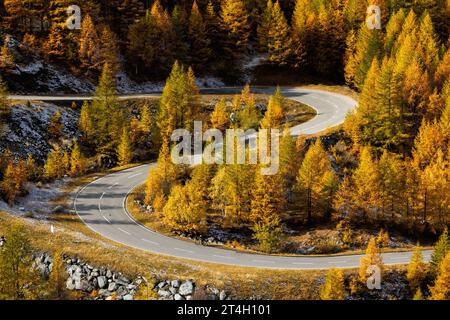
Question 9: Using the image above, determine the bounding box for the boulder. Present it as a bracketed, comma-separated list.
[219, 291, 227, 301]
[123, 294, 133, 301]
[171, 280, 181, 288]
[179, 281, 194, 296]
[108, 282, 117, 292]
[97, 276, 107, 289]
[174, 294, 185, 301]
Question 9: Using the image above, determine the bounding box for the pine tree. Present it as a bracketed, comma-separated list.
[429, 251, 450, 300]
[359, 237, 384, 283]
[430, 227, 450, 277]
[296, 140, 337, 224]
[320, 268, 346, 300]
[210, 98, 229, 130]
[117, 129, 133, 166]
[407, 246, 428, 290]
[0, 224, 40, 300]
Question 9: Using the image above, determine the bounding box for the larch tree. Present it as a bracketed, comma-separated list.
[359, 237, 384, 284]
[70, 142, 86, 177]
[260, 87, 285, 129]
[44, 146, 65, 181]
[79, 15, 100, 71]
[117, 129, 133, 166]
[265, 1, 293, 66]
[296, 139, 337, 225]
[210, 98, 229, 131]
[257, 0, 273, 51]
[407, 246, 428, 291]
[430, 228, 450, 277]
[188, 0, 211, 74]
[320, 268, 346, 300]
[163, 183, 207, 234]
[0, 224, 41, 300]
[48, 111, 63, 141]
[0, 76, 10, 125]
[78, 101, 93, 141]
[429, 251, 450, 300]
[220, 0, 250, 53]
[48, 250, 66, 299]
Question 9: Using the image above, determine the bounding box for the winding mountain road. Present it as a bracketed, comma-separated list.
[12, 87, 432, 269]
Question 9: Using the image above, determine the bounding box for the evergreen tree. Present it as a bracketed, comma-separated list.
[320, 268, 346, 300]
[296, 140, 336, 224]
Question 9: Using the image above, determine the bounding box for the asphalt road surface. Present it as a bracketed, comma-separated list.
[12, 87, 433, 269]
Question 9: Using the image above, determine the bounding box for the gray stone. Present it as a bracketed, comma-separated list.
[97, 276, 107, 289]
[219, 291, 227, 301]
[186, 295, 192, 300]
[179, 281, 194, 296]
[116, 286, 128, 297]
[66, 278, 76, 291]
[158, 289, 172, 298]
[108, 282, 117, 292]
[169, 287, 177, 295]
[123, 294, 133, 301]
[174, 294, 185, 301]
[106, 270, 112, 278]
[171, 280, 180, 288]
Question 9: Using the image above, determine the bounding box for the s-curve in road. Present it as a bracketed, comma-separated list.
[41, 87, 429, 269]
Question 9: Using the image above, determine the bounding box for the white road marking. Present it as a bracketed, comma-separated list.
[252, 259, 275, 264]
[291, 262, 314, 265]
[128, 173, 143, 179]
[213, 255, 236, 260]
[117, 228, 131, 235]
[141, 238, 160, 246]
[108, 183, 118, 189]
[174, 248, 194, 254]
[103, 216, 111, 224]
[100, 192, 105, 199]
[328, 261, 347, 264]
